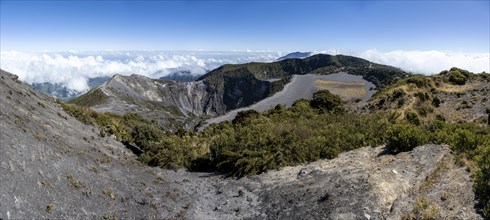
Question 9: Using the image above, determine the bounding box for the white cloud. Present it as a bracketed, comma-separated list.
[1, 50, 488, 93]
[0, 51, 282, 92]
[348, 50, 490, 75]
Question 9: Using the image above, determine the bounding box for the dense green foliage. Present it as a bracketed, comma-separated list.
[440, 67, 473, 85]
[475, 142, 490, 216]
[386, 123, 428, 153]
[202, 100, 391, 177]
[61, 103, 203, 168]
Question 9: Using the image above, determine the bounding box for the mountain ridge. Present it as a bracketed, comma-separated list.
[69, 54, 407, 130]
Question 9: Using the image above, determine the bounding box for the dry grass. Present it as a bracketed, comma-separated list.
[436, 83, 474, 93]
[314, 80, 366, 100]
[404, 196, 441, 220]
[419, 156, 450, 192]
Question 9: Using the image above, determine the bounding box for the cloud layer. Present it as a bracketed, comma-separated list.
[0, 51, 281, 92]
[1, 50, 488, 93]
[353, 50, 490, 75]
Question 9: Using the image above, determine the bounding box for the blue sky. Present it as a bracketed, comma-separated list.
[1, 1, 489, 52]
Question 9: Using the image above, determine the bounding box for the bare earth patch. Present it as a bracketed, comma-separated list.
[315, 80, 366, 100]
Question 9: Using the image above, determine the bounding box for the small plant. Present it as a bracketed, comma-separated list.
[14, 118, 24, 126]
[102, 188, 115, 200]
[46, 203, 55, 213]
[37, 101, 46, 108]
[432, 97, 441, 107]
[406, 111, 421, 125]
[67, 174, 81, 188]
[90, 166, 98, 173]
[440, 192, 450, 201]
[404, 197, 440, 219]
[154, 176, 165, 184]
[34, 132, 47, 141]
[417, 106, 432, 117]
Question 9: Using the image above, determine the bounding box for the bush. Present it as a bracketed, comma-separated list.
[432, 97, 441, 107]
[310, 90, 342, 112]
[386, 123, 428, 153]
[448, 70, 467, 85]
[233, 109, 260, 125]
[406, 76, 432, 88]
[392, 89, 406, 100]
[475, 141, 490, 217]
[61, 103, 95, 125]
[451, 128, 478, 154]
[406, 111, 421, 125]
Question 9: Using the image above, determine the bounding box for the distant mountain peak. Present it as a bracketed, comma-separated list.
[277, 52, 313, 60]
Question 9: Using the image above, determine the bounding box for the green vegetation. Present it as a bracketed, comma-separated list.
[403, 196, 440, 220]
[475, 142, 490, 216]
[440, 67, 471, 85]
[386, 123, 428, 153]
[309, 89, 343, 112]
[102, 188, 116, 200]
[69, 88, 108, 107]
[67, 174, 81, 188]
[405, 111, 421, 125]
[203, 100, 391, 177]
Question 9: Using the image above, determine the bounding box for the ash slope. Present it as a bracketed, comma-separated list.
[0, 69, 482, 219]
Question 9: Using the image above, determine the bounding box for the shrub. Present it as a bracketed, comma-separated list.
[61, 103, 95, 125]
[415, 92, 430, 102]
[406, 111, 421, 125]
[386, 123, 428, 153]
[406, 76, 432, 88]
[432, 97, 441, 107]
[475, 141, 490, 217]
[310, 90, 342, 112]
[417, 106, 432, 117]
[233, 109, 260, 124]
[392, 89, 406, 100]
[448, 70, 467, 85]
[132, 124, 164, 150]
[451, 128, 478, 154]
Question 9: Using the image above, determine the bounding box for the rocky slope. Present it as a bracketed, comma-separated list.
[0, 69, 483, 219]
[69, 74, 226, 130]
